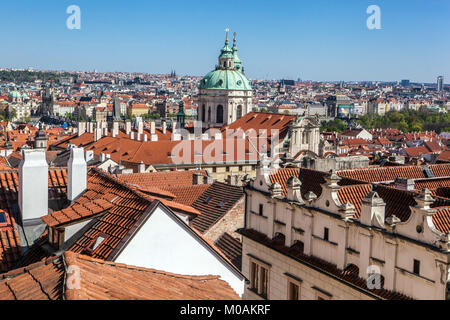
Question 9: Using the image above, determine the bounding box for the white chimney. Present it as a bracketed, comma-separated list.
[150, 121, 156, 135]
[112, 121, 119, 137]
[138, 161, 146, 173]
[94, 128, 102, 141]
[68, 147, 87, 202]
[162, 121, 167, 135]
[77, 122, 86, 137]
[142, 134, 148, 142]
[125, 121, 132, 135]
[138, 121, 143, 136]
[19, 150, 48, 221]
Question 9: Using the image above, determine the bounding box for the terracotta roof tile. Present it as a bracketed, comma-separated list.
[0, 252, 239, 300]
[191, 182, 243, 233]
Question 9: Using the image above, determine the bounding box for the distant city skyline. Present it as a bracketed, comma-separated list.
[1, 0, 449, 83]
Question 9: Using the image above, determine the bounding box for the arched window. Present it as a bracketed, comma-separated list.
[216, 105, 223, 123]
[207, 107, 211, 122]
[201, 104, 205, 122]
[236, 105, 242, 120]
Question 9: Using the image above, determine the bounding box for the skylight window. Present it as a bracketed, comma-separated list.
[218, 201, 226, 208]
[0, 212, 6, 224]
[92, 236, 106, 251]
[204, 196, 212, 203]
[86, 233, 108, 254]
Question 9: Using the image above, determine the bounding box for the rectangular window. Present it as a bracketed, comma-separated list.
[212, 167, 217, 173]
[413, 259, 420, 275]
[239, 165, 243, 171]
[324, 227, 329, 241]
[250, 262, 259, 291]
[258, 204, 264, 216]
[260, 267, 269, 298]
[226, 166, 230, 172]
[289, 282, 299, 300]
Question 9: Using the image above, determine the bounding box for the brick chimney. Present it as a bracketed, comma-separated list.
[68, 147, 87, 202]
[19, 150, 48, 221]
[193, 172, 204, 185]
[394, 177, 415, 191]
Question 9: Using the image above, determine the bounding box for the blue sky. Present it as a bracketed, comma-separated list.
[1, 0, 449, 82]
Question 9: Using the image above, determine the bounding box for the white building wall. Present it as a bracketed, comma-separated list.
[243, 182, 449, 300]
[115, 206, 245, 296]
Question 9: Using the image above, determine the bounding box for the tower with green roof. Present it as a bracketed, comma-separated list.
[198, 29, 253, 128]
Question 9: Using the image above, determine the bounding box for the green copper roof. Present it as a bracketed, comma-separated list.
[199, 69, 252, 91]
[219, 30, 234, 59]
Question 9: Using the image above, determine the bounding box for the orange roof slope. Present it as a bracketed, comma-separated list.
[223, 112, 297, 141]
[0, 252, 240, 300]
[117, 170, 208, 189]
[338, 164, 450, 183]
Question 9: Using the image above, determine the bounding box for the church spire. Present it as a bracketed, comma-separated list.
[225, 28, 229, 45]
[232, 32, 243, 72]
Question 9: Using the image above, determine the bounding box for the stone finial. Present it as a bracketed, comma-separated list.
[415, 188, 435, 210]
[269, 182, 283, 197]
[286, 176, 304, 204]
[324, 169, 341, 188]
[304, 191, 317, 202]
[385, 215, 401, 226]
[362, 191, 385, 207]
[339, 202, 356, 220]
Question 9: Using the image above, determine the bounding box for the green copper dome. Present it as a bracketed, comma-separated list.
[199, 69, 252, 91]
[199, 30, 251, 91]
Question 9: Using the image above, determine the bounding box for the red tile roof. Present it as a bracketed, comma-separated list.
[215, 233, 242, 270]
[269, 168, 300, 196]
[191, 182, 243, 233]
[0, 252, 239, 300]
[0, 209, 21, 273]
[337, 164, 450, 183]
[223, 112, 298, 142]
[337, 184, 373, 218]
[404, 146, 430, 158]
[117, 170, 208, 189]
[42, 198, 114, 227]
